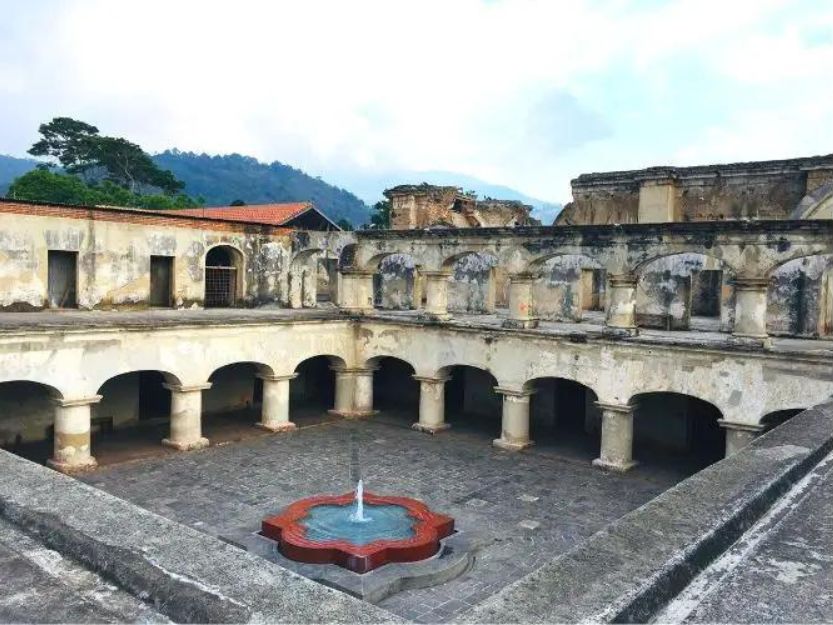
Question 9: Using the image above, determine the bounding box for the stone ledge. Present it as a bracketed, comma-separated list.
[0, 451, 399, 624]
[460, 397, 833, 624]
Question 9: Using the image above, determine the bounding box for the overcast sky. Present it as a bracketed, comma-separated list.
[1, 0, 832, 203]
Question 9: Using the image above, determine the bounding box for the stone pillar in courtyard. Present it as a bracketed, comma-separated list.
[605, 274, 638, 332]
[162, 383, 211, 451]
[330, 365, 377, 418]
[732, 277, 769, 339]
[719, 420, 765, 456]
[48, 395, 101, 473]
[493, 387, 535, 451]
[593, 402, 637, 472]
[422, 271, 452, 320]
[338, 269, 375, 314]
[257, 373, 298, 432]
[503, 273, 538, 329]
[412, 374, 450, 434]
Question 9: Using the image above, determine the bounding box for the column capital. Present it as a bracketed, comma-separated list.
[256, 373, 298, 382]
[341, 267, 375, 277]
[413, 374, 450, 384]
[508, 272, 537, 283]
[717, 419, 765, 433]
[162, 382, 212, 393]
[733, 277, 770, 291]
[330, 365, 378, 374]
[52, 395, 102, 408]
[607, 273, 638, 287]
[594, 401, 635, 415]
[494, 386, 535, 398]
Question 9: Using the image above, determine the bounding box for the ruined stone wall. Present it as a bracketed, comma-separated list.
[767, 255, 833, 337]
[388, 188, 459, 229]
[0, 201, 295, 310]
[560, 156, 833, 225]
[448, 253, 497, 313]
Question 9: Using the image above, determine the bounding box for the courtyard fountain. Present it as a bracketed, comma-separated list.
[261, 479, 454, 573]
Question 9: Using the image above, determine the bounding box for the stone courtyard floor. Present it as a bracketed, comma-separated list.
[80, 411, 682, 623]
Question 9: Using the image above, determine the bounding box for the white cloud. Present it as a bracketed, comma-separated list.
[1, 0, 832, 203]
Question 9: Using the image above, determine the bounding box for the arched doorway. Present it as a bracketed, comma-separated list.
[205, 245, 243, 307]
[203, 363, 266, 436]
[0, 381, 61, 464]
[528, 378, 601, 460]
[761, 408, 806, 432]
[370, 357, 419, 424]
[631, 392, 724, 476]
[291, 356, 342, 424]
[441, 365, 501, 437]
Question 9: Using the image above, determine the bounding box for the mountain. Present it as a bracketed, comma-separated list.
[0, 154, 38, 196]
[152, 151, 370, 226]
[326, 168, 563, 224]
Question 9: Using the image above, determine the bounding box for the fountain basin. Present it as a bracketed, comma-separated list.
[262, 491, 454, 573]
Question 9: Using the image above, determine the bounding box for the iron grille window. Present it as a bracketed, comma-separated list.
[205, 267, 237, 307]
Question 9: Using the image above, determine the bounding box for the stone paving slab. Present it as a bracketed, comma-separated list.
[81, 416, 675, 623]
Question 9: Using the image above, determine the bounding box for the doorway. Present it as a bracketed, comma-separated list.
[149, 256, 174, 307]
[47, 250, 78, 308]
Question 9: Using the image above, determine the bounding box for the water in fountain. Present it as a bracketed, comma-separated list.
[349, 479, 371, 523]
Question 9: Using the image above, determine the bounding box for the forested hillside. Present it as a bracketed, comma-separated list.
[153, 151, 370, 225]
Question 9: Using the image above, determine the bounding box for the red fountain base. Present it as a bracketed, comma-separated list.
[261, 491, 455, 574]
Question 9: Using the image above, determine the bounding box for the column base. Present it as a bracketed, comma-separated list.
[412, 422, 451, 435]
[256, 422, 297, 433]
[328, 409, 378, 419]
[592, 457, 639, 473]
[492, 437, 534, 452]
[730, 333, 771, 348]
[502, 318, 539, 329]
[162, 436, 210, 451]
[47, 457, 98, 474]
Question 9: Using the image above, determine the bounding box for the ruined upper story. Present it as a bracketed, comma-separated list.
[384, 184, 536, 229]
[556, 154, 833, 225]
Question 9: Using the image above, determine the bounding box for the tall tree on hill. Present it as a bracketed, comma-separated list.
[27, 117, 184, 194]
[369, 199, 391, 229]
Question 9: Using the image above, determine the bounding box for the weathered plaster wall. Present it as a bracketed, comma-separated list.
[448, 253, 497, 313]
[0, 207, 295, 310]
[767, 255, 833, 337]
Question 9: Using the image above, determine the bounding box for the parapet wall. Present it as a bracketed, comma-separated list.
[559, 154, 833, 225]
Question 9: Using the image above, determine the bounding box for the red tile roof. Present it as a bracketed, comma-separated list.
[174, 202, 314, 226]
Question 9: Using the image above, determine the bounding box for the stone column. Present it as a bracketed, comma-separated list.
[732, 278, 769, 339]
[301, 268, 317, 308]
[329, 366, 377, 418]
[422, 271, 452, 320]
[503, 273, 538, 329]
[338, 269, 375, 314]
[593, 402, 637, 472]
[719, 420, 765, 456]
[48, 396, 101, 473]
[162, 383, 211, 451]
[605, 274, 638, 332]
[257, 373, 297, 433]
[288, 270, 303, 309]
[493, 387, 534, 451]
[412, 375, 450, 434]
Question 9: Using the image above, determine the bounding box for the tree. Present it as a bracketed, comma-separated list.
[369, 199, 391, 229]
[27, 117, 100, 178]
[27, 117, 185, 195]
[336, 218, 354, 231]
[230, 199, 247, 206]
[6, 169, 201, 210]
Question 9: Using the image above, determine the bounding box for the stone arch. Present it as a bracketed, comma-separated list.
[437, 364, 501, 433]
[526, 253, 606, 321]
[366, 356, 419, 421]
[634, 252, 734, 331]
[0, 380, 65, 464]
[204, 361, 276, 422]
[290, 354, 347, 416]
[524, 376, 602, 458]
[440, 251, 501, 313]
[628, 390, 725, 473]
[204, 244, 245, 307]
[792, 180, 833, 219]
[766, 253, 833, 337]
